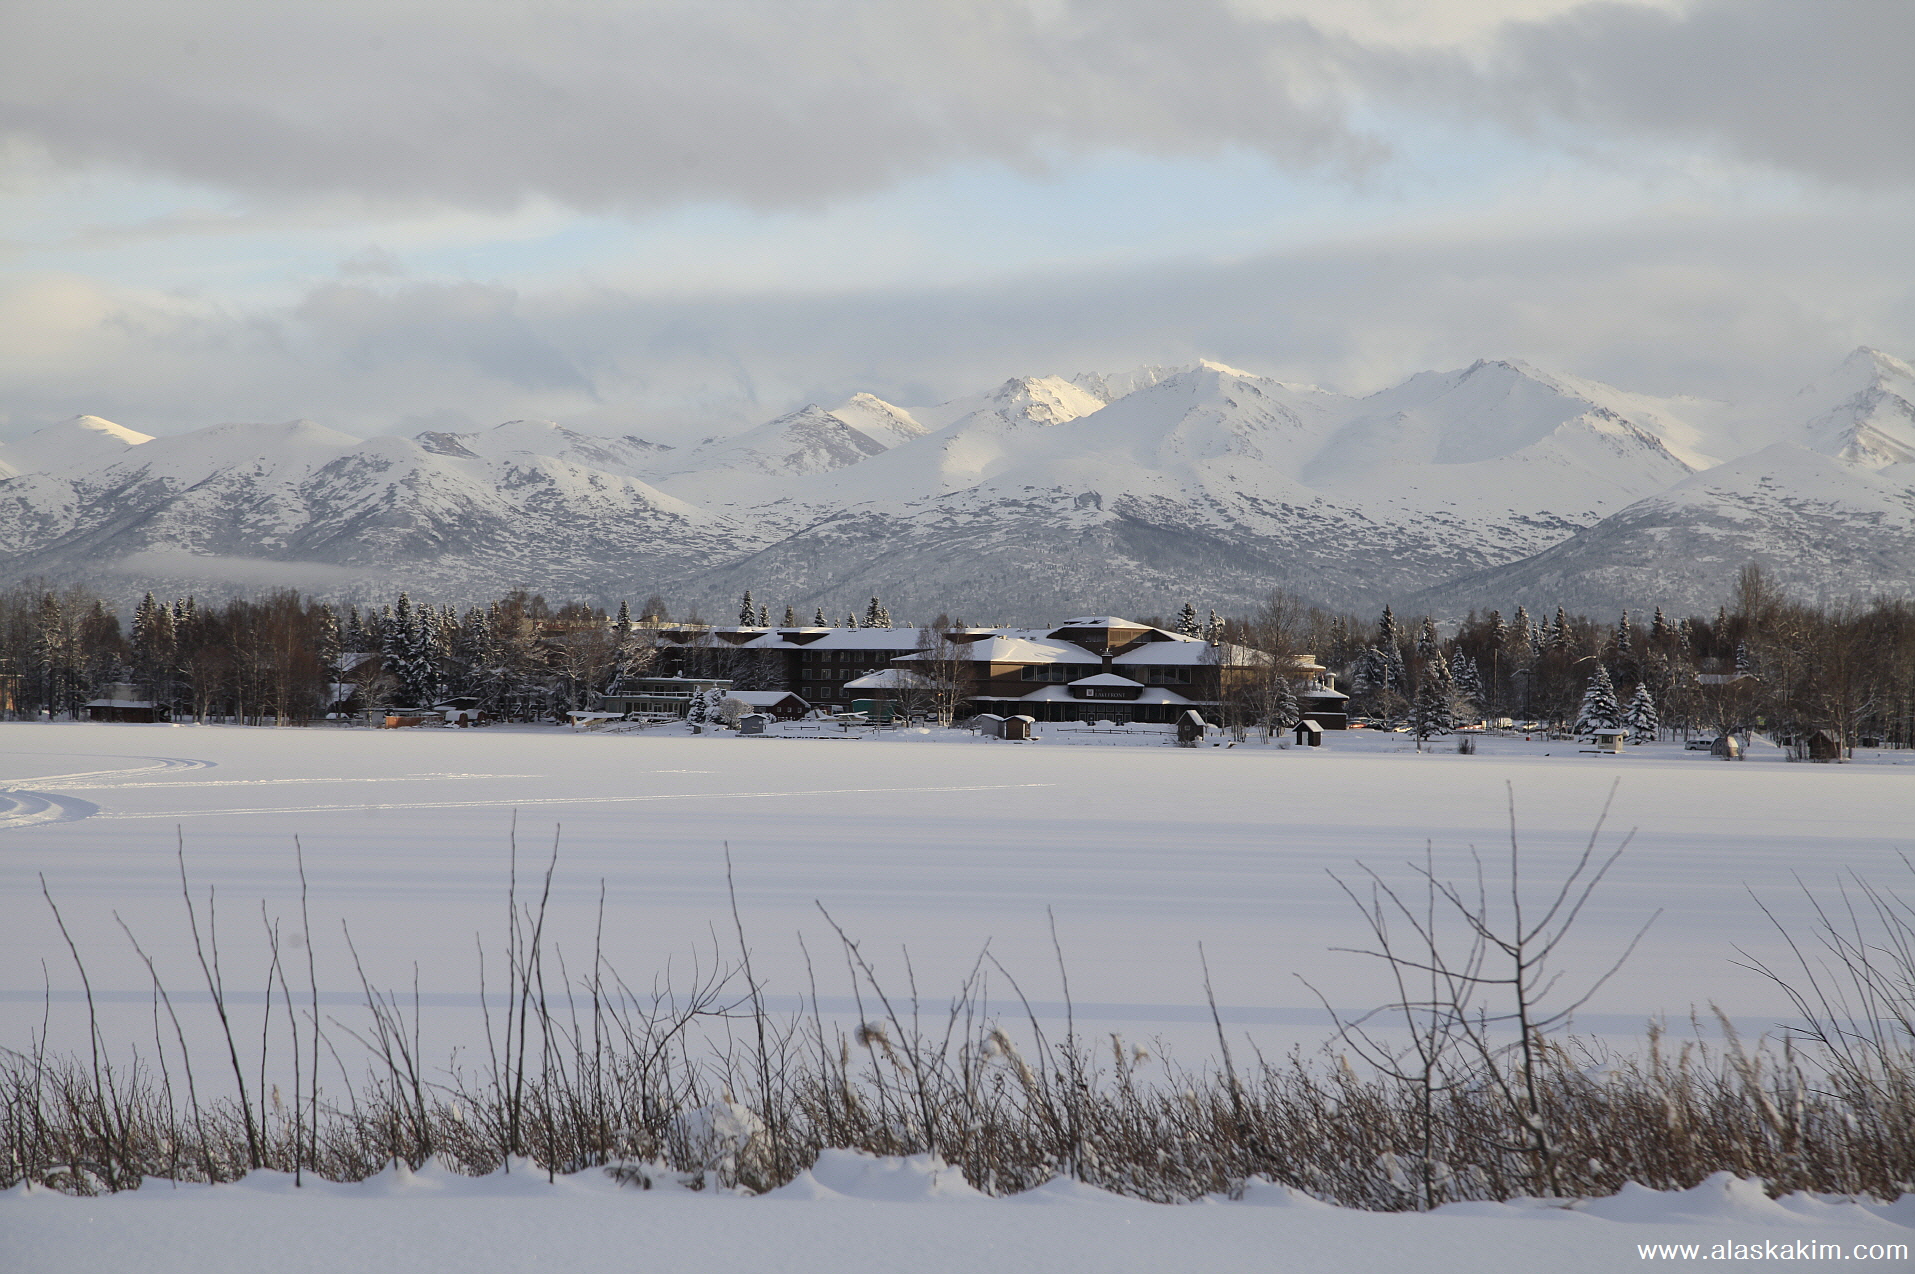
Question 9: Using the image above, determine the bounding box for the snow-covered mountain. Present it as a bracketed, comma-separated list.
[1408, 351, 1915, 617]
[1798, 347, 1915, 470]
[3, 349, 1911, 621]
[0, 419, 748, 604]
[0, 415, 152, 480]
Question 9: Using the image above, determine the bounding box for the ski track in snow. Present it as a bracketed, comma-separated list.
[0, 753, 213, 828]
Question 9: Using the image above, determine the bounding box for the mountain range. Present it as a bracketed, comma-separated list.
[2, 347, 1911, 623]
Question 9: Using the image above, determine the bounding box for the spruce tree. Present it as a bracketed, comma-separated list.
[1416, 617, 1442, 663]
[758, 604, 769, 627]
[1625, 683, 1659, 744]
[1450, 651, 1483, 707]
[1410, 671, 1454, 745]
[1573, 666, 1623, 735]
[783, 605, 797, 627]
[739, 590, 756, 626]
[814, 607, 827, 627]
[1176, 603, 1200, 637]
[865, 597, 890, 628]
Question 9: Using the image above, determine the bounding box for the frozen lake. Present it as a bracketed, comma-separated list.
[3, 721, 1910, 1066]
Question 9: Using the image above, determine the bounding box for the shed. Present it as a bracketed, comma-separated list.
[1176, 709, 1206, 745]
[974, 713, 1006, 738]
[737, 712, 770, 735]
[1710, 735, 1742, 760]
[722, 690, 811, 720]
[1003, 715, 1036, 741]
[85, 685, 157, 724]
[1591, 727, 1626, 753]
[1805, 728, 1841, 761]
[1293, 718, 1323, 747]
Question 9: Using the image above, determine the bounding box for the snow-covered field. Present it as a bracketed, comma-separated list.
[3, 720, 1910, 1270]
[7, 1155, 1911, 1274]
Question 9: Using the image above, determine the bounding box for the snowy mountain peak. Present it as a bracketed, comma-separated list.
[974, 376, 1106, 427]
[1799, 346, 1915, 470]
[0, 414, 154, 477]
[415, 419, 675, 476]
[1070, 364, 1196, 403]
[670, 403, 891, 479]
[827, 394, 928, 448]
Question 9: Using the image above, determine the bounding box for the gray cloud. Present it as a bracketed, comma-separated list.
[4, 1, 1909, 216]
[1486, 0, 1915, 187]
[5, 203, 1909, 442]
[0, 1, 1363, 212]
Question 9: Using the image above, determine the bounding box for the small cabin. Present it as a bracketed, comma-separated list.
[737, 712, 770, 735]
[723, 690, 811, 721]
[974, 713, 1006, 738]
[1003, 715, 1036, 741]
[1805, 729, 1841, 762]
[1591, 727, 1627, 754]
[85, 683, 159, 723]
[1293, 718, 1323, 747]
[1176, 709, 1206, 746]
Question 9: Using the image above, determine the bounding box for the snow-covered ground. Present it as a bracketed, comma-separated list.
[3, 720, 1910, 1270]
[3, 720, 1910, 1054]
[6, 1154, 1911, 1274]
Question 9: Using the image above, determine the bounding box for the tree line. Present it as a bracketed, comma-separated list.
[4, 568, 1912, 752]
[1209, 566, 1915, 753]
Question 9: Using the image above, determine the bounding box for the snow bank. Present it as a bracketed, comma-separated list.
[4, 1155, 1906, 1274]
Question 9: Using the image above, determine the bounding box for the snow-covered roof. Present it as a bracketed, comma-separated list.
[842, 668, 934, 689]
[1069, 673, 1144, 688]
[1110, 641, 1212, 666]
[895, 633, 1100, 664]
[85, 698, 154, 709]
[974, 686, 1195, 706]
[744, 628, 923, 650]
[725, 690, 809, 707]
[1057, 616, 1145, 627]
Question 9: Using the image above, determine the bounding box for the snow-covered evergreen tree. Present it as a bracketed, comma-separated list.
[1410, 671, 1454, 744]
[344, 605, 366, 653]
[1415, 617, 1442, 663]
[813, 607, 827, 626]
[1449, 651, 1483, 707]
[1377, 605, 1401, 658]
[783, 605, 796, 627]
[1735, 641, 1756, 677]
[1352, 646, 1390, 696]
[846, 612, 859, 629]
[686, 687, 709, 725]
[1205, 609, 1223, 643]
[1572, 666, 1623, 735]
[1615, 611, 1634, 660]
[738, 590, 756, 626]
[1175, 603, 1200, 637]
[865, 597, 891, 628]
[1625, 683, 1659, 744]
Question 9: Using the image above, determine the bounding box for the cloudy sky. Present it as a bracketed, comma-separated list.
[3, 0, 1911, 443]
